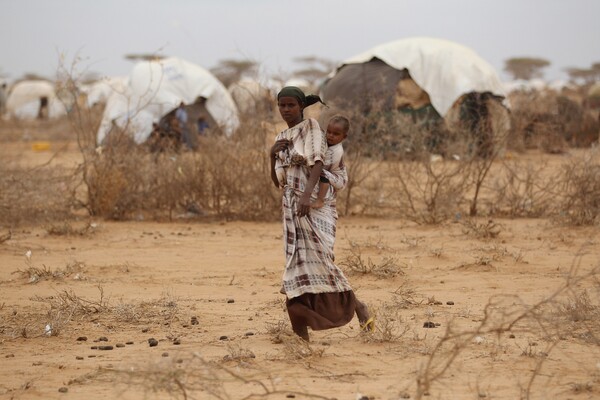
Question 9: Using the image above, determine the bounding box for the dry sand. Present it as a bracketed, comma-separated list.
[1, 142, 599, 400]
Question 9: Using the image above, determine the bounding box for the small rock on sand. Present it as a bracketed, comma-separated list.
[76, 336, 88, 341]
[58, 387, 68, 393]
[423, 321, 436, 328]
[148, 338, 159, 347]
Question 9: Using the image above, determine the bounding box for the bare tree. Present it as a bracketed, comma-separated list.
[124, 53, 166, 62]
[565, 65, 600, 84]
[504, 57, 550, 80]
[210, 59, 258, 87]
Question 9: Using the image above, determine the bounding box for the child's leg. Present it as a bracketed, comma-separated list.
[311, 181, 328, 208]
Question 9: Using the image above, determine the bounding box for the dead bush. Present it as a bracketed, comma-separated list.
[507, 90, 599, 153]
[0, 157, 79, 227]
[556, 148, 600, 226]
[387, 157, 470, 224]
[340, 238, 405, 278]
[79, 112, 280, 221]
[460, 218, 502, 240]
[490, 158, 561, 217]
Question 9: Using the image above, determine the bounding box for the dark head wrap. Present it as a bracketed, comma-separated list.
[277, 86, 326, 108]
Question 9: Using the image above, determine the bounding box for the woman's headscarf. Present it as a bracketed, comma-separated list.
[277, 86, 325, 108]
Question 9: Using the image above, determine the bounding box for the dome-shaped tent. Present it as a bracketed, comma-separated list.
[321, 37, 506, 116]
[97, 57, 239, 144]
[6, 80, 68, 119]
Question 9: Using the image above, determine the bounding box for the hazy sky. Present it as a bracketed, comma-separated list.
[1, 0, 599, 83]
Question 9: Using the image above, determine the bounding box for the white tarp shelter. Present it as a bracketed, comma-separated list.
[80, 76, 128, 107]
[97, 57, 239, 144]
[6, 80, 68, 119]
[324, 37, 506, 116]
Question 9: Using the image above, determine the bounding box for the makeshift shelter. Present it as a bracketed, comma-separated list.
[321, 37, 505, 116]
[80, 76, 128, 107]
[320, 37, 508, 157]
[5, 80, 68, 119]
[97, 57, 239, 145]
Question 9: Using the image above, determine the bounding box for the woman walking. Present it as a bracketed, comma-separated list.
[270, 86, 373, 341]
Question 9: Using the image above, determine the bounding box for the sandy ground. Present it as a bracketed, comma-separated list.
[1, 139, 600, 400]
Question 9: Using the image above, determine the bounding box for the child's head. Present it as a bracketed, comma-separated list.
[326, 115, 349, 146]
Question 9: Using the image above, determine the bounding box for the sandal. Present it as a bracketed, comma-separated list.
[360, 317, 375, 333]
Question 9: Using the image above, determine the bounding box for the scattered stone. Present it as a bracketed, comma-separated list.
[5, 354, 14, 358]
[87, 355, 96, 358]
[399, 392, 411, 399]
[162, 352, 169, 357]
[446, 301, 454, 305]
[148, 338, 159, 347]
[76, 336, 88, 341]
[115, 343, 125, 348]
[191, 317, 199, 325]
[244, 332, 254, 336]
[173, 339, 181, 345]
[286, 395, 296, 399]
[219, 335, 228, 341]
[176, 359, 184, 364]
[90, 346, 98, 350]
[76, 356, 84, 360]
[227, 298, 235, 303]
[98, 336, 108, 342]
[58, 387, 68, 393]
[98, 345, 114, 351]
[509, 334, 516, 339]
[32, 362, 42, 366]
[423, 321, 436, 328]
[358, 396, 369, 400]
[434, 323, 441, 327]
[142, 327, 150, 333]
[126, 341, 134, 345]
[433, 301, 442, 305]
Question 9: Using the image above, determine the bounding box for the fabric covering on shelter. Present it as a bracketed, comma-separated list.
[6, 80, 68, 119]
[97, 57, 239, 144]
[321, 37, 506, 116]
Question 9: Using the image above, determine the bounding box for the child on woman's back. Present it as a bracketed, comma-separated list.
[311, 115, 349, 209]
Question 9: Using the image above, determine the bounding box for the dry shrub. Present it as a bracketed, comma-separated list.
[507, 89, 599, 153]
[556, 148, 600, 226]
[460, 218, 502, 240]
[0, 156, 79, 227]
[490, 158, 561, 217]
[13, 260, 86, 284]
[222, 343, 256, 363]
[387, 157, 469, 224]
[81, 114, 280, 221]
[362, 302, 410, 343]
[113, 352, 330, 400]
[414, 262, 600, 399]
[44, 220, 96, 236]
[340, 237, 405, 278]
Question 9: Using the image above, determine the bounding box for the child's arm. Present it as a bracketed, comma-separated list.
[321, 152, 348, 191]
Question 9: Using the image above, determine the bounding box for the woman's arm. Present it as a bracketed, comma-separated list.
[297, 160, 323, 217]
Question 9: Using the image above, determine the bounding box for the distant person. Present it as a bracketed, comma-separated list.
[175, 102, 193, 149]
[38, 96, 49, 119]
[197, 117, 209, 136]
[311, 115, 349, 209]
[0, 82, 7, 116]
